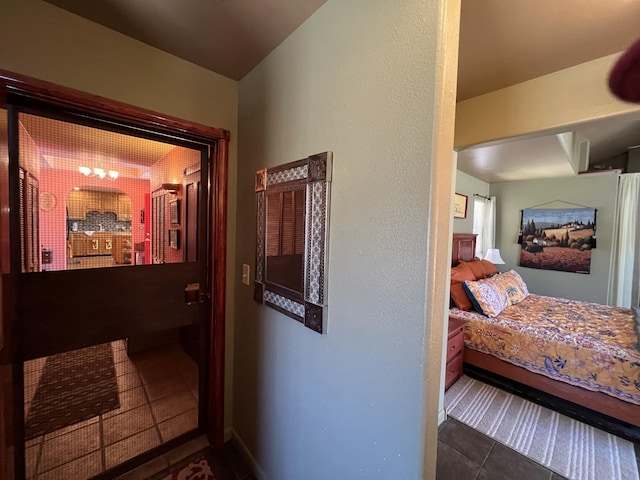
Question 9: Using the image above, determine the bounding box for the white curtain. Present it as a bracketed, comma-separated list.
[608, 173, 640, 307]
[473, 195, 496, 258]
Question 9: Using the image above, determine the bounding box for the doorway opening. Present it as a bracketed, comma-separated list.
[65, 187, 133, 270]
[8, 102, 219, 479]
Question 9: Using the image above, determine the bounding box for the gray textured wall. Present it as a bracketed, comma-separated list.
[233, 0, 444, 478]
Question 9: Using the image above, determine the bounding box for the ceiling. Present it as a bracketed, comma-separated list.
[457, 0, 640, 102]
[457, 0, 640, 183]
[20, 113, 176, 179]
[43, 0, 640, 183]
[43, 0, 327, 81]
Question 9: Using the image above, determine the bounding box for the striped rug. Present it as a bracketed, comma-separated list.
[445, 375, 639, 480]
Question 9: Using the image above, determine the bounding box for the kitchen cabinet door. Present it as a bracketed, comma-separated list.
[67, 190, 86, 220]
[117, 193, 132, 220]
[83, 191, 100, 214]
[101, 192, 118, 214]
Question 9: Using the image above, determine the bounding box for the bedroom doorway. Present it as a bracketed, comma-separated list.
[0, 73, 229, 480]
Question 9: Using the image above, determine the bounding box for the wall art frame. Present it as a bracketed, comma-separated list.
[168, 228, 180, 249]
[453, 193, 468, 219]
[254, 151, 332, 334]
[169, 198, 180, 225]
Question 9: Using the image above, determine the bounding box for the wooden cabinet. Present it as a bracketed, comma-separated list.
[66, 190, 131, 219]
[113, 235, 132, 264]
[69, 232, 114, 257]
[101, 193, 118, 215]
[67, 190, 87, 220]
[445, 317, 465, 390]
[69, 233, 87, 257]
[117, 193, 132, 221]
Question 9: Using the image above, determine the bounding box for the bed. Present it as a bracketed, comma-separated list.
[450, 233, 640, 437]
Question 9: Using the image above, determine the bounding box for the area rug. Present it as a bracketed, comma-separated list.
[162, 455, 216, 480]
[25, 342, 120, 439]
[445, 375, 639, 480]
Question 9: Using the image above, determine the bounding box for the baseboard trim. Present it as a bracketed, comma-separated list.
[231, 429, 268, 480]
[438, 408, 447, 426]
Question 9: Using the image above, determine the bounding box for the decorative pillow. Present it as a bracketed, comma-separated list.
[463, 277, 509, 317]
[480, 259, 499, 277]
[461, 260, 487, 280]
[491, 269, 529, 305]
[450, 262, 476, 311]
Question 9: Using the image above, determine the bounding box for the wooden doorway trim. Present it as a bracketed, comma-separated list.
[0, 70, 229, 468]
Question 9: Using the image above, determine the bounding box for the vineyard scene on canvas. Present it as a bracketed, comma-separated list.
[518, 207, 596, 274]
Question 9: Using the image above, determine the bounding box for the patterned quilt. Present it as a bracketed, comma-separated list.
[450, 294, 640, 405]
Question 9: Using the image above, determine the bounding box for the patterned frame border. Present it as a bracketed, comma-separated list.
[254, 152, 332, 334]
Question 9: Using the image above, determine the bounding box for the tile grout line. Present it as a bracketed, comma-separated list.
[136, 359, 166, 446]
[33, 434, 44, 480]
[473, 440, 496, 480]
[99, 413, 107, 475]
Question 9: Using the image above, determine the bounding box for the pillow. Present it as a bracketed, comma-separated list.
[450, 262, 476, 311]
[461, 260, 486, 280]
[463, 277, 509, 317]
[491, 269, 529, 305]
[480, 259, 499, 277]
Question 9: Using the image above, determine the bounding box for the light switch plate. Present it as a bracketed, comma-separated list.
[242, 264, 250, 285]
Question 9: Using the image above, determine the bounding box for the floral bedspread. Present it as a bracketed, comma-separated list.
[450, 294, 640, 405]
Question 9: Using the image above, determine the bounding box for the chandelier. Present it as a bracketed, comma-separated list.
[78, 166, 119, 180]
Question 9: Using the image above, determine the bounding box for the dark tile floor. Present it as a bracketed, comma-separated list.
[437, 418, 569, 480]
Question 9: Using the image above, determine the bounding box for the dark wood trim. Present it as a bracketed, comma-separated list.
[7, 105, 24, 480]
[464, 348, 640, 438]
[0, 69, 230, 142]
[209, 138, 228, 447]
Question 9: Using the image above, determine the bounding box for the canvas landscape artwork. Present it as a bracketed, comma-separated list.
[518, 207, 596, 274]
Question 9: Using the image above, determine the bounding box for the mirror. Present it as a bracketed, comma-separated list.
[254, 152, 332, 333]
[266, 187, 305, 291]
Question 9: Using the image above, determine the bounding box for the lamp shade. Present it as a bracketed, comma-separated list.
[483, 248, 505, 265]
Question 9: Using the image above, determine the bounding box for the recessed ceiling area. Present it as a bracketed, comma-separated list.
[457, 111, 640, 183]
[457, 134, 580, 183]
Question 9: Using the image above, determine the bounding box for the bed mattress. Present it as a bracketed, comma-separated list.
[450, 294, 640, 405]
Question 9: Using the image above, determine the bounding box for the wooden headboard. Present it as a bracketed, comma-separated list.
[452, 233, 477, 266]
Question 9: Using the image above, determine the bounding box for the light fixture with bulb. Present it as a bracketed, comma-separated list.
[78, 166, 119, 180]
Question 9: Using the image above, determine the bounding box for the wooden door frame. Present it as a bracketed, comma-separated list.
[0, 69, 229, 478]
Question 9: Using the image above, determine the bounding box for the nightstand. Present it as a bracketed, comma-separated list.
[445, 317, 465, 390]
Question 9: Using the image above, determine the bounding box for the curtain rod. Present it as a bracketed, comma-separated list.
[473, 193, 490, 200]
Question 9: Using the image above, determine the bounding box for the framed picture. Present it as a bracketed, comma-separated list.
[453, 193, 468, 219]
[169, 229, 180, 249]
[169, 199, 180, 225]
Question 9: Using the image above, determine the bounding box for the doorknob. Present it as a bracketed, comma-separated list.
[185, 283, 210, 305]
